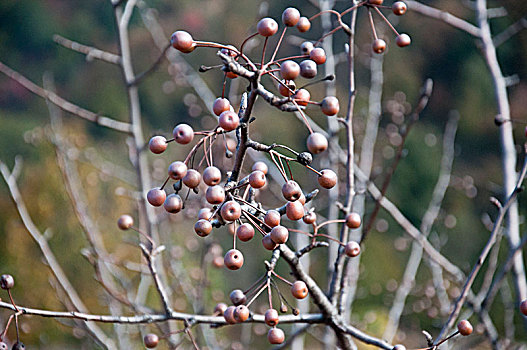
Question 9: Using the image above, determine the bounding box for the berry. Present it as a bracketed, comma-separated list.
[214, 302, 228, 315]
[318, 169, 337, 189]
[303, 211, 317, 225]
[300, 60, 317, 79]
[213, 97, 231, 116]
[11, 343, 25, 350]
[392, 346, 406, 350]
[117, 214, 133, 230]
[224, 249, 244, 270]
[282, 180, 302, 201]
[262, 234, 278, 250]
[171, 31, 195, 53]
[265, 308, 279, 326]
[321, 96, 340, 116]
[234, 305, 250, 322]
[280, 60, 300, 80]
[219, 110, 240, 132]
[282, 7, 301, 27]
[249, 170, 266, 189]
[264, 210, 281, 227]
[368, 0, 384, 4]
[300, 41, 314, 55]
[291, 280, 308, 299]
[0, 343, 7, 350]
[164, 193, 183, 213]
[286, 201, 304, 221]
[307, 132, 328, 154]
[457, 320, 473, 336]
[0, 274, 14, 290]
[296, 17, 311, 32]
[230, 289, 247, 305]
[147, 188, 166, 207]
[194, 219, 213, 237]
[236, 223, 255, 242]
[297, 152, 312, 166]
[172, 124, 194, 144]
[203, 166, 222, 186]
[309, 48, 327, 65]
[168, 161, 188, 180]
[267, 328, 285, 344]
[148, 136, 167, 154]
[344, 241, 361, 257]
[257, 18, 279, 37]
[206, 185, 225, 205]
[392, 1, 407, 15]
[221, 200, 242, 221]
[252, 161, 268, 174]
[396, 34, 411, 47]
[270, 225, 289, 244]
[144, 333, 159, 348]
[182, 169, 201, 188]
[198, 207, 212, 220]
[345, 212, 361, 229]
[521, 299, 527, 316]
[372, 39, 387, 54]
[224, 305, 238, 324]
[278, 80, 295, 97]
[293, 88, 310, 106]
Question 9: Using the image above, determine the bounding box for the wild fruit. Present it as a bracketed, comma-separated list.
[318, 169, 338, 189]
[293, 88, 310, 106]
[198, 208, 212, 220]
[321, 96, 340, 115]
[300, 41, 314, 55]
[168, 161, 188, 180]
[206, 185, 225, 205]
[346, 212, 361, 229]
[234, 305, 250, 322]
[303, 211, 317, 225]
[11, 343, 25, 350]
[223, 305, 237, 324]
[194, 219, 212, 237]
[220, 200, 242, 221]
[213, 98, 231, 116]
[392, 1, 407, 15]
[291, 280, 308, 299]
[230, 289, 247, 305]
[300, 60, 317, 79]
[396, 34, 411, 47]
[117, 214, 134, 230]
[219, 110, 240, 132]
[236, 223, 255, 242]
[282, 180, 302, 201]
[264, 210, 281, 227]
[282, 7, 301, 27]
[270, 225, 289, 244]
[147, 188, 166, 207]
[372, 39, 387, 54]
[203, 166, 222, 186]
[214, 302, 228, 315]
[457, 320, 473, 336]
[520, 299, 527, 316]
[164, 193, 183, 213]
[0, 274, 14, 290]
[262, 234, 278, 250]
[265, 308, 279, 326]
[307, 132, 328, 154]
[172, 123, 194, 144]
[344, 241, 361, 257]
[286, 201, 304, 221]
[182, 169, 201, 188]
[267, 328, 285, 344]
[143, 334, 159, 348]
[249, 170, 266, 189]
[392, 345, 406, 350]
[368, 0, 384, 4]
[171, 31, 195, 53]
[257, 18, 279, 37]
[296, 17, 311, 32]
[224, 249, 244, 270]
[148, 136, 167, 154]
[252, 161, 268, 174]
[280, 60, 300, 80]
[309, 48, 326, 65]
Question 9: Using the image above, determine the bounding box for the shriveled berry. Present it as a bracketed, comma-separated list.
[300, 41, 314, 55]
[147, 188, 166, 207]
[270, 225, 289, 244]
[396, 34, 411, 47]
[521, 299, 527, 316]
[182, 169, 201, 188]
[282, 180, 302, 201]
[457, 320, 473, 336]
[224, 305, 237, 324]
[219, 110, 240, 132]
[230, 289, 247, 306]
[0, 274, 14, 290]
[149, 136, 167, 154]
[267, 328, 285, 344]
[321, 96, 340, 116]
[252, 161, 268, 174]
[168, 161, 188, 180]
[392, 1, 407, 15]
[249, 170, 266, 189]
[171, 30, 195, 53]
[265, 308, 279, 326]
[372, 39, 387, 54]
[309, 47, 326, 65]
[221, 200, 242, 221]
[206, 185, 225, 205]
[214, 302, 228, 315]
[262, 234, 278, 250]
[144, 333, 159, 348]
[194, 219, 212, 237]
[296, 17, 311, 32]
[234, 305, 250, 322]
[280, 60, 300, 80]
[307, 132, 328, 154]
[117, 214, 133, 230]
[286, 201, 304, 221]
[293, 88, 310, 106]
[291, 280, 308, 299]
[303, 211, 317, 225]
[300, 60, 317, 79]
[344, 241, 361, 257]
[282, 7, 301, 27]
[203, 166, 221, 186]
[213, 98, 231, 116]
[236, 223, 255, 242]
[264, 210, 281, 227]
[164, 193, 183, 213]
[280, 304, 288, 313]
[318, 169, 337, 189]
[345, 212, 361, 229]
[172, 124, 194, 144]
[224, 249, 244, 270]
[257, 18, 279, 37]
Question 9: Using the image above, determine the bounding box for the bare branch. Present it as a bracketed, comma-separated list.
[53, 34, 121, 65]
[493, 17, 527, 47]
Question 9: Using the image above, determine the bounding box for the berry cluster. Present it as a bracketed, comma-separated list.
[0, 275, 26, 350]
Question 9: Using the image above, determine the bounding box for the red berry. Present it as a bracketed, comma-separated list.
[230, 289, 247, 305]
[457, 320, 473, 336]
[213, 98, 231, 116]
[345, 212, 361, 229]
[234, 305, 250, 322]
[206, 185, 225, 205]
[267, 327, 285, 344]
[344, 241, 361, 257]
[270, 225, 289, 244]
[303, 211, 317, 225]
[291, 280, 308, 299]
[203, 166, 222, 186]
[257, 18, 279, 37]
[309, 48, 326, 65]
[296, 17, 311, 32]
[164, 193, 183, 213]
[172, 123, 194, 144]
[182, 169, 201, 188]
[236, 223, 255, 242]
[321, 96, 340, 116]
[282, 180, 302, 201]
[368, 0, 384, 4]
[521, 299, 527, 316]
[117, 214, 134, 230]
[396, 34, 411, 47]
[168, 161, 188, 180]
[144, 333, 159, 348]
[293, 88, 310, 106]
[0, 274, 14, 290]
[264, 210, 281, 227]
[224, 249, 244, 270]
[249, 170, 266, 189]
[219, 110, 240, 132]
[300, 60, 317, 79]
[372, 39, 387, 54]
[278, 80, 295, 97]
[198, 207, 212, 220]
[170, 31, 195, 53]
[282, 7, 301, 27]
[286, 201, 304, 221]
[392, 1, 407, 15]
[221, 200, 242, 221]
[147, 188, 166, 207]
[214, 302, 228, 315]
[252, 161, 269, 174]
[148, 136, 167, 154]
[300, 41, 314, 55]
[262, 234, 278, 250]
[307, 132, 328, 154]
[318, 169, 337, 189]
[224, 305, 238, 324]
[280, 60, 300, 80]
[265, 308, 279, 326]
[194, 219, 212, 237]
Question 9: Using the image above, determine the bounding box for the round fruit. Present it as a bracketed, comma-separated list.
[265, 308, 279, 326]
[521, 299, 527, 316]
[318, 169, 337, 189]
[234, 305, 250, 322]
[214, 302, 228, 315]
[213, 98, 231, 116]
[282, 180, 302, 201]
[236, 223, 255, 242]
[268, 328, 285, 344]
[170, 31, 195, 53]
[344, 241, 361, 257]
[264, 210, 281, 227]
[0, 274, 14, 290]
[182, 169, 201, 188]
[368, 0, 384, 4]
[224, 305, 237, 324]
[219, 110, 240, 132]
[293, 88, 310, 106]
[321, 96, 340, 115]
[206, 185, 225, 205]
[309, 48, 327, 65]
[270, 225, 289, 244]
[168, 161, 188, 180]
[249, 170, 266, 189]
[203, 166, 222, 186]
[286, 201, 304, 221]
[0, 343, 7, 350]
[144, 333, 159, 348]
[11, 343, 25, 350]
[280, 60, 300, 80]
[164, 193, 183, 213]
[224, 249, 244, 270]
[282, 7, 301, 27]
[148, 136, 167, 154]
[262, 234, 278, 250]
[300, 41, 314, 55]
[392, 345, 406, 350]
[457, 320, 473, 336]
[257, 18, 279, 37]
[221, 200, 242, 221]
[392, 1, 407, 15]
[172, 123, 194, 144]
[194, 219, 212, 237]
[117, 214, 133, 230]
[307, 132, 328, 154]
[230, 289, 247, 305]
[303, 211, 317, 225]
[396, 34, 411, 47]
[300, 60, 317, 79]
[291, 280, 308, 299]
[296, 17, 311, 32]
[372, 39, 387, 54]
[345, 212, 361, 229]
[252, 161, 268, 174]
[147, 188, 166, 207]
[198, 207, 212, 220]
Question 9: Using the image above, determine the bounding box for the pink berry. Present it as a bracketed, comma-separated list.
[148, 136, 167, 154]
[257, 18, 279, 37]
[172, 124, 194, 144]
[147, 188, 166, 207]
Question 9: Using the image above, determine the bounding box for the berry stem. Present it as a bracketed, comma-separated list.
[271, 271, 293, 286]
[243, 274, 267, 295]
[7, 290, 19, 313]
[261, 37, 269, 70]
[245, 282, 268, 308]
[290, 99, 314, 134]
[316, 219, 346, 231]
[367, 8, 379, 40]
[373, 6, 400, 36]
[159, 176, 170, 191]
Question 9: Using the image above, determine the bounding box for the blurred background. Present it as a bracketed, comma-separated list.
[0, 0, 526, 348]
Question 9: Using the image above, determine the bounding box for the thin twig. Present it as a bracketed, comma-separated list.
[53, 34, 121, 64]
